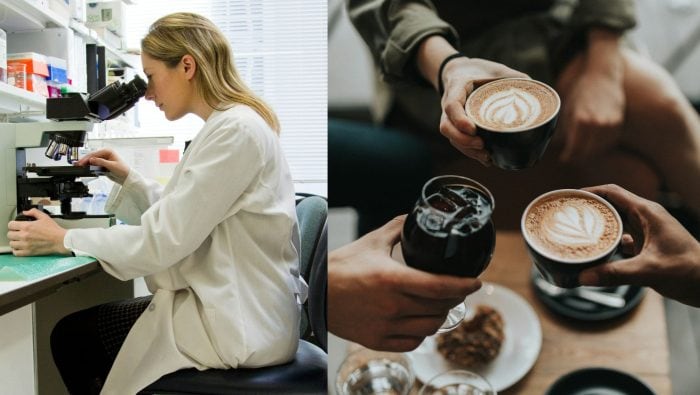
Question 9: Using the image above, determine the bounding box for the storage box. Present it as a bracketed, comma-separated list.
[86, 1, 125, 38]
[46, 56, 68, 84]
[7, 63, 26, 90]
[7, 53, 49, 77]
[7, 29, 76, 90]
[26, 74, 49, 97]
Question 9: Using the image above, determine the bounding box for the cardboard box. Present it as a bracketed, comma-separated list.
[86, 1, 125, 38]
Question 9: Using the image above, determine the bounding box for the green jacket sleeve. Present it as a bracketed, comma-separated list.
[346, 0, 459, 84]
[570, 0, 637, 33]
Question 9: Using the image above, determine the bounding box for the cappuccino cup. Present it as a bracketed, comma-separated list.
[465, 78, 560, 170]
[521, 189, 623, 288]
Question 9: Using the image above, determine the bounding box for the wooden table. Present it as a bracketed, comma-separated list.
[480, 231, 671, 394]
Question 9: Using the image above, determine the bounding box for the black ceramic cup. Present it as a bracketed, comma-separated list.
[465, 78, 560, 170]
[521, 189, 623, 288]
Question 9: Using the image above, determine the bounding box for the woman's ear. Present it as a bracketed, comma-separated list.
[181, 54, 196, 81]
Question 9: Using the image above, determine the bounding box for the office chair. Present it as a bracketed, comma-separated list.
[139, 194, 328, 395]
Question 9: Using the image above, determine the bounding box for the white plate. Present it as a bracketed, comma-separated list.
[407, 282, 542, 392]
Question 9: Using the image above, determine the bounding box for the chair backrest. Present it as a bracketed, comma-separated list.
[295, 194, 328, 351]
[307, 222, 327, 351]
[295, 194, 328, 280]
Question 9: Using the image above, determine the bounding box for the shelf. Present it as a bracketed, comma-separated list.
[0, 1, 69, 32]
[69, 20, 138, 69]
[0, 1, 137, 69]
[0, 82, 46, 115]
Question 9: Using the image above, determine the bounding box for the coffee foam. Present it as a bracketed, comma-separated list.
[524, 195, 620, 261]
[467, 79, 558, 132]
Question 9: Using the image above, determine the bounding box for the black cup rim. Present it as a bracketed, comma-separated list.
[521, 189, 623, 264]
[465, 78, 561, 133]
[421, 174, 496, 213]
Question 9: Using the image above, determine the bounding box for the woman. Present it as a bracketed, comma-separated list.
[7, 13, 304, 394]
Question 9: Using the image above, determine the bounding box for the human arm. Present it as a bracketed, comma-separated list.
[328, 215, 482, 352]
[578, 184, 700, 307]
[346, 0, 459, 84]
[65, 116, 267, 280]
[557, 0, 637, 162]
[75, 148, 163, 223]
[557, 28, 626, 162]
[416, 36, 529, 165]
[346, 0, 528, 165]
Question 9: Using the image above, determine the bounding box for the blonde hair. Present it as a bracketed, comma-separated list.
[142, 12, 280, 133]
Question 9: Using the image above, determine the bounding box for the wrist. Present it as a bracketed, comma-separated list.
[416, 35, 461, 90]
[584, 31, 623, 78]
[437, 53, 468, 95]
[56, 228, 71, 255]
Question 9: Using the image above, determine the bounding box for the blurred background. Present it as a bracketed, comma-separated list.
[328, 0, 700, 393]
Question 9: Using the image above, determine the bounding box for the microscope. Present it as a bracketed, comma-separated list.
[0, 76, 147, 253]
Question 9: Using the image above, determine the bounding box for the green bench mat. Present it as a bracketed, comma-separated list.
[0, 255, 95, 281]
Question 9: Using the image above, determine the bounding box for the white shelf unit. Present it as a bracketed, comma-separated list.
[0, 80, 45, 114]
[69, 20, 137, 69]
[0, 1, 69, 32]
[0, 0, 138, 116]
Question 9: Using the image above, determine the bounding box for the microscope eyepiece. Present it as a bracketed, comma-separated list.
[90, 74, 147, 120]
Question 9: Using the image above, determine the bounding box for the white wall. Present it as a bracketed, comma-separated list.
[630, 0, 700, 101]
[328, 0, 375, 109]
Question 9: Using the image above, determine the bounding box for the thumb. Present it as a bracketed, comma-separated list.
[579, 256, 646, 287]
[366, 215, 406, 247]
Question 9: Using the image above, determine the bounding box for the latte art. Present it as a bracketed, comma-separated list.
[478, 88, 542, 130]
[466, 78, 559, 132]
[524, 193, 621, 261]
[543, 205, 605, 246]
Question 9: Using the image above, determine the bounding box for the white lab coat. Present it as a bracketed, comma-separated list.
[64, 105, 303, 394]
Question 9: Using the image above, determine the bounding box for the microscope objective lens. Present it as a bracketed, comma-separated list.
[44, 140, 59, 159]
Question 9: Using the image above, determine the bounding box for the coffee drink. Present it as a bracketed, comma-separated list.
[466, 78, 559, 132]
[521, 189, 623, 288]
[465, 78, 560, 170]
[523, 190, 620, 261]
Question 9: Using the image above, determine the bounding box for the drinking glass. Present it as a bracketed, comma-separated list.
[401, 175, 496, 332]
[335, 348, 414, 395]
[418, 370, 495, 395]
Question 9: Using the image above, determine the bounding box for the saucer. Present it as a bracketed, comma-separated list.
[531, 266, 645, 321]
[545, 367, 656, 395]
[406, 283, 541, 391]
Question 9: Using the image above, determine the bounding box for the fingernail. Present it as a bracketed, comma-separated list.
[579, 271, 599, 285]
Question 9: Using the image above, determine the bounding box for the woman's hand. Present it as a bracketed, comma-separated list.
[7, 209, 70, 256]
[439, 57, 529, 165]
[328, 215, 482, 351]
[74, 148, 130, 185]
[416, 35, 528, 166]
